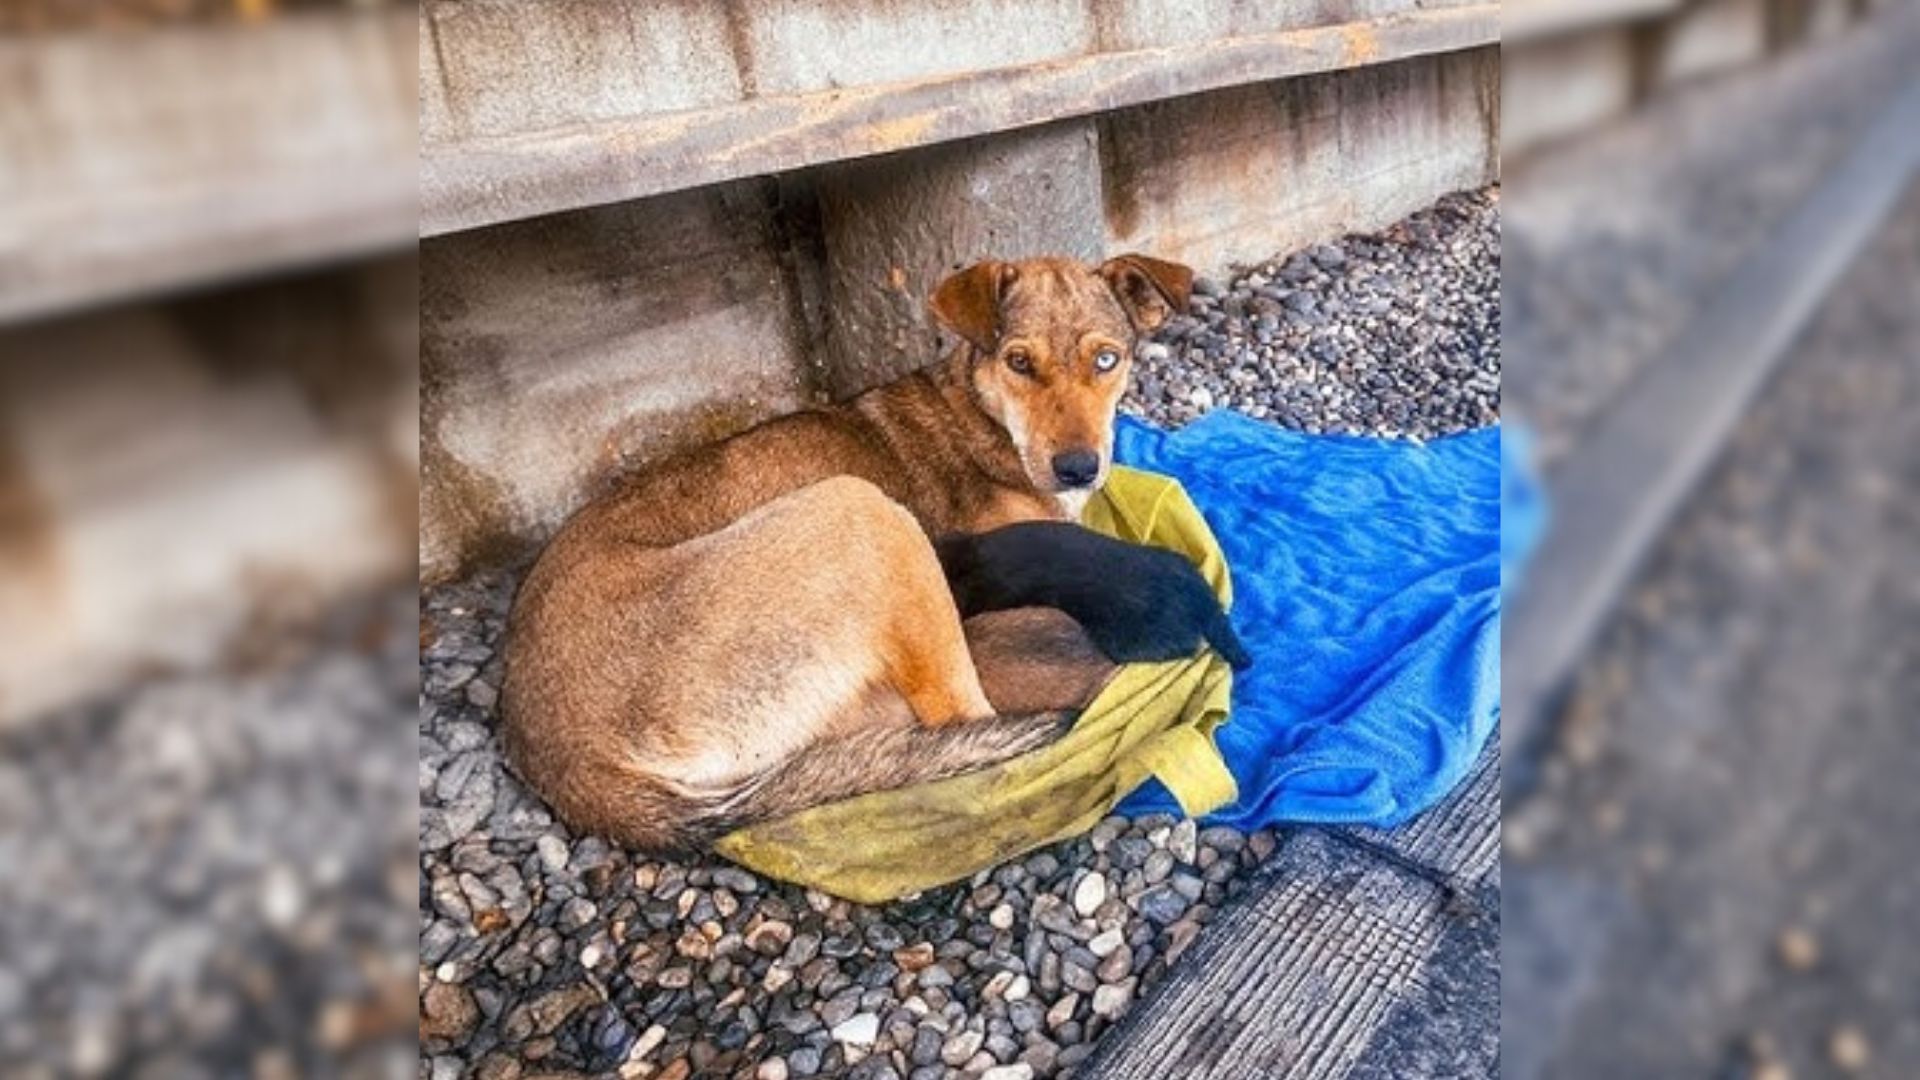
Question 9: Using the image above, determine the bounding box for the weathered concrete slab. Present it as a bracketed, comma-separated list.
[1499, 870, 1635, 1080]
[420, 6, 1500, 237]
[419, 181, 816, 584]
[1084, 830, 1451, 1079]
[1656, 0, 1769, 85]
[1099, 48, 1499, 273]
[813, 120, 1105, 397]
[735, 0, 1093, 97]
[1094, 0, 1476, 49]
[423, 0, 742, 143]
[0, 308, 408, 725]
[1502, 28, 1639, 157]
[0, 12, 415, 324]
[1344, 878, 1499, 1080]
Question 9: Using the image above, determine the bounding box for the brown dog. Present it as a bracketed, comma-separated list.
[499, 254, 1193, 853]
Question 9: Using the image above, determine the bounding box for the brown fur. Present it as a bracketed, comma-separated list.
[499, 255, 1193, 853]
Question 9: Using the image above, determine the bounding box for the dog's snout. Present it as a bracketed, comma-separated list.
[1051, 449, 1101, 488]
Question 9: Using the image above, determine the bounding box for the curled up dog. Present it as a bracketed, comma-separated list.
[500, 254, 1246, 854]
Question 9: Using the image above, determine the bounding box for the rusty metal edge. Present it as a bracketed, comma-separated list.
[419, 5, 1501, 239]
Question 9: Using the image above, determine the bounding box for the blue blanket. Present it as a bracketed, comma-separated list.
[1112, 412, 1502, 829]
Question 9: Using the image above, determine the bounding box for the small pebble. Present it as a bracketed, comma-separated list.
[1828, 1025, 1870, 1072]
[1073, 873, 1108, 918]
[1774, 927, 1819, 972]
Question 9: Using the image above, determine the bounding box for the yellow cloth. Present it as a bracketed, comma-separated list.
[714, 467, 1238, 903]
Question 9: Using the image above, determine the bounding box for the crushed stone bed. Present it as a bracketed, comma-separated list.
[0, 594, 417, 1077]
[418, 189, 1501, 1080]
[1125, 187, 1499, 439]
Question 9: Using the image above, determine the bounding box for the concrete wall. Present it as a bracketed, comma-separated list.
[1501, 0, 1880, 158]
[424, 1, 743, 141]
[1502, 30, 1640, 157]
[1656, 0, 1771, 84]
[814, 120, 1108, 398]
[1, 12, 414, 322]
[419, 0, 1476, 147]
[1101, 48, 1498, 273]
[419, 181, 818, 582]
[419, 45, 1502, 583]
[0, 258, 417, 726]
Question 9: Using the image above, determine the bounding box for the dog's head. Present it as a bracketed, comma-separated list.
[929, 254, 1193, 495]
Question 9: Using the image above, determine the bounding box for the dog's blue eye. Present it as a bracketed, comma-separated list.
[1094, 350, 1121, 373]
[1006, 351, 1034, 375]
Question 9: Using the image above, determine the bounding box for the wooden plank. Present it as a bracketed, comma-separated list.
[1085, 831, 1450, 1080]
[1501, 78, 1920, 772]
[419, 5, 1500, 237]
[1090, 740, 1500, 1077]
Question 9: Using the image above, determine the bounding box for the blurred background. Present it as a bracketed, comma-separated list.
[1501, 0, 1919, 1076]
[5, 0, 1917, 1075]
[0, 1, 418, 1076]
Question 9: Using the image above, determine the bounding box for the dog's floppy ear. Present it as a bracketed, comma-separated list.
[930, 261, 1013, 352]
[1100, 254, 1193, 334]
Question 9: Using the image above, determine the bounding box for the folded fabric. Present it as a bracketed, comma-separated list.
[716, 467, 1238, 903]
[1112, 411, 1502, 829]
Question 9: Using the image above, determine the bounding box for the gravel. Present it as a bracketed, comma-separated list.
[420, 571, 1275, 1080]
[0, 592, 417, 1077]
[417, 189, 1501, 1079]
[1122, 186, 1500, 440]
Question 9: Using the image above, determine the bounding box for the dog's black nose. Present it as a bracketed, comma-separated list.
[1051, 450, 1101, 488]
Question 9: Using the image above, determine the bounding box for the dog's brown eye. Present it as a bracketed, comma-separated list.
[1094, 349, 1121, 373]
[1005, 351, 1034, 376]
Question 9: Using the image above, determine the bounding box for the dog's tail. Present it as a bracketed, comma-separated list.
[1206, 607, 1254, 671]
[584, 710, 1074, 855]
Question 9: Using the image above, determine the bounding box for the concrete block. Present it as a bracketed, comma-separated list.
[1331, 48, 1500, 233]
[810, 119, 1106, 398]
[1501, 29, 1638, 158]
[419, 181, 815, 584]
[0, 314, 404, 726]
[426, 0, 743, 143]
[1656, 0, 1768, 85]
[1100, 48, 1498, 274]
[1805, 0, 1855, 38]
[0, 13, 415, 321]
[735, 0, 1094, 97]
